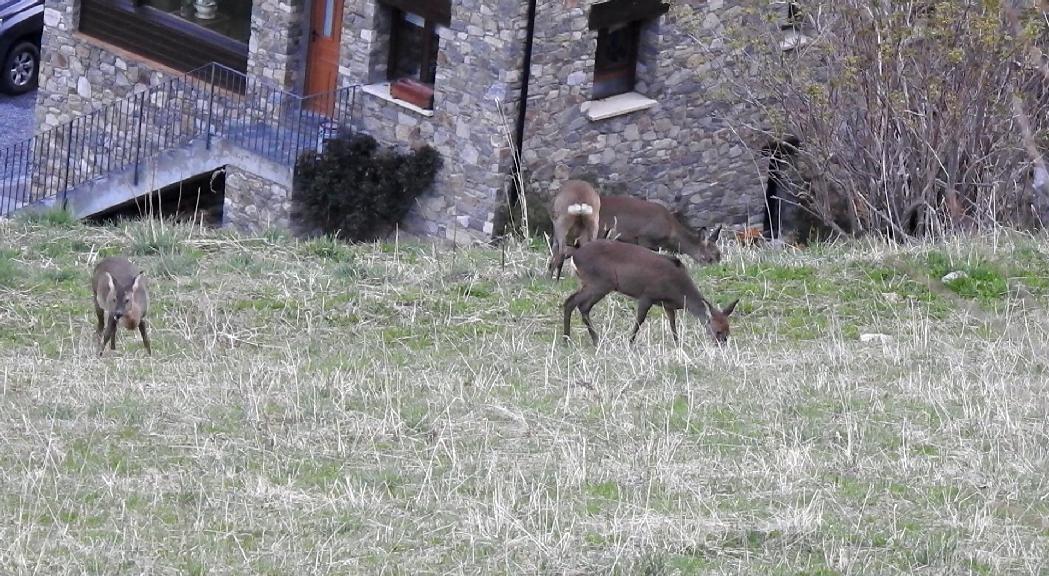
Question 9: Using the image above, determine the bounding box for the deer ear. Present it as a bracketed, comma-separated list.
[722, 298, 739, 316]
[104, 272, 115, 294]
[699, 297, 714, 318]
[131, 272, 145, 293]
[708, 225, 723, 243]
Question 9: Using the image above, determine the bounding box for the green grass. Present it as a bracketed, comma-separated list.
[0, 218, 1047, 573]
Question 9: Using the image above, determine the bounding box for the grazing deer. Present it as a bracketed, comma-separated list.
[547, 180, 602, 280]
[545, 179, 604, 279]
[563, 239, 739, 345]
[599, 195, 722, 264]
[92, 256, 151, 356]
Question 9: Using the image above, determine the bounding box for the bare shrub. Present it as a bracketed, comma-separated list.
[724, 0, 1049, 239]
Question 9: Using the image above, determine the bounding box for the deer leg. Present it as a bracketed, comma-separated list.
[563, 289, 584, 341]
[585, 214, 601, 243]
[547, 242, 561, 278]
[555, 250, 569, 281]
[629, 298, 654, 344]
[95, 307, 104, 336]
[577, 290, 609, 346]
[663, 304, 679, 345]
[99, 318, 117, 357]
[549, 218, 568, 279]
[138, 319, 152, 355]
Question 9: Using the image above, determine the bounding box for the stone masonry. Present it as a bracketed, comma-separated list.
[521, 0, 771, 232]
[246, 0, 308, 90]
[35, 0, 310, 131]
[223, 164, 292, 232]
[35, 0, 168, 130]
[31, 0, 785, 239]
[339, 0, 529, 243]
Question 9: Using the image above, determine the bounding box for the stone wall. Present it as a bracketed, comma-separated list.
[521, 0, 772, 232]
[35, 0, 171, 131]
[36, 0, 304, 132]
[32, 0, 308, 214]
[32, 0, 786, 240]
[223, 164, 292, 232]
[339, 0, 529, 243]
[246, 0, 308, 91]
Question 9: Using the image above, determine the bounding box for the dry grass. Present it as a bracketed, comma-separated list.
[1, 214, 1048, 575]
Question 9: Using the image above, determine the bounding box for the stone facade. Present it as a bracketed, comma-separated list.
[521, 0, 769, 232]
[338, 0, 775, 238]
[31, 0, 782, 239]
[246, 0, 308, 90]
[35, 0, 168, 130]
[223, 164, 292, 232]
[339, 0, 529, 242]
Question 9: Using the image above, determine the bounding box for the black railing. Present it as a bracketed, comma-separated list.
[0, 63, 359, 215]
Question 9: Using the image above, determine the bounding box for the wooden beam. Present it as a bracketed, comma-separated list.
[588, 0, 669, 30]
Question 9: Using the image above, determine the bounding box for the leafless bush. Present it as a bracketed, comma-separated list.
[725, 0, 1049, 239]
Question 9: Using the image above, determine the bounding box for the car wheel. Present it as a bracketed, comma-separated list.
[2, 42, 40, 95]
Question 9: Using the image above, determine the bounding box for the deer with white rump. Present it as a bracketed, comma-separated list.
[599, 195, 722, 265]
[92, 256, 152, 356]
[547, 179, 602, 279]
[563, 239, 738, 345]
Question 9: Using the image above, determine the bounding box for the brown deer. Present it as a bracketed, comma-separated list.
[599, 195, 722, 264]
[563, 239, 739, 345]
[92, 256, 151, 356]
[547, 179, 602, 279]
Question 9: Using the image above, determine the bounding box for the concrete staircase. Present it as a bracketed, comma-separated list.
[0, 63, 357, 219]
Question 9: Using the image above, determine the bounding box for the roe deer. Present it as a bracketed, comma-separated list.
[92, 256, 151, 356]
[547, 179, 602, 279]
[599, 195, 722, 264]
[563, 239, 738, 345]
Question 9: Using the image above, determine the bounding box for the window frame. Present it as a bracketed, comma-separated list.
[587, 0, 667, 102]
[386, 9, 439, 86]
[592, 20, 642, 101]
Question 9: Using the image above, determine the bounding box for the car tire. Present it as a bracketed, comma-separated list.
[1, 41, 40, 95]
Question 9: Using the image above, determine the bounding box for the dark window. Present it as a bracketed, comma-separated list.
[388, 10, 439, 85]
[592, 21, 640, 100]
[79, 0, 250, 74]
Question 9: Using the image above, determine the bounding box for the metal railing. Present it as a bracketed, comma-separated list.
[0, 63, 359, 215]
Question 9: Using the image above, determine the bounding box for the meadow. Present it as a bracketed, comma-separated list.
[1, 212, 1047, 574]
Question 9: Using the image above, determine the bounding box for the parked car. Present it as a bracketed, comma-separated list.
[0, 0, 43, 94]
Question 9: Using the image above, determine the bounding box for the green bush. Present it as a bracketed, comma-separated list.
[294, 132, 442, 242]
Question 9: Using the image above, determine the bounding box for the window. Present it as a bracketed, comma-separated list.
[593, 21, 641, 100]
[389, 11, 439, 85]
[79, 0, 250, 74]
[588, 0, 667, 101]
[378, 0, 450, 110]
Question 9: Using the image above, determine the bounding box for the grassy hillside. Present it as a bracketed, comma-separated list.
[1, 213, 1048, 574]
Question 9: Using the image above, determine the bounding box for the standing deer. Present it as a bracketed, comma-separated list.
[92, 256, 151, 356]
[547, 179, 602, 279]
[599, 195, 722, 264]
[563, 239, 739, 345]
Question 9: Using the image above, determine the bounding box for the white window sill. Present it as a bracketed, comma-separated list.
[581, 92, 658, 121]
[361, 82, 435, 117]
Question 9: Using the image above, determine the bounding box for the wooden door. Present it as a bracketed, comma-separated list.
[305, 0, 344, 115]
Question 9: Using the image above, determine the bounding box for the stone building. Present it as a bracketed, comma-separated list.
[31, 0, 797, 240]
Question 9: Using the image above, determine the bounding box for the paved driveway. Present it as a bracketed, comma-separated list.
[1, 90, 37, 212]
[0, 90, 36, 150]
